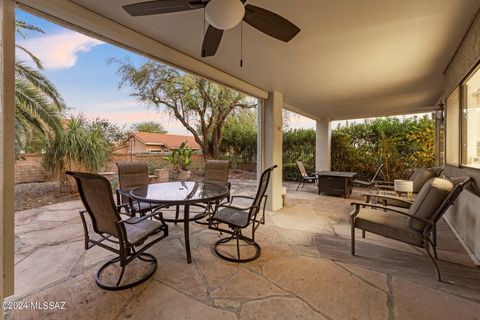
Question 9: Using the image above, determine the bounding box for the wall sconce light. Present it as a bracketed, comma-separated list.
[434, 103, 445, 121]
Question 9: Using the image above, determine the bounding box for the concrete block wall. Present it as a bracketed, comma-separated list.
[14, 154, 47, 184]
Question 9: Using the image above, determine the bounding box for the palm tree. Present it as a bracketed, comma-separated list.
[15, 20, 65, 152]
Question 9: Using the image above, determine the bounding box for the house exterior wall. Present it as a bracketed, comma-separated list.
[438, 10, 480, 263]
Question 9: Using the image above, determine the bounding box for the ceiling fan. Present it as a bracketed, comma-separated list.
[122, 0, 301, 58]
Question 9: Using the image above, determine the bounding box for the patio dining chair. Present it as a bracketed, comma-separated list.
[116, 162, 159, 216]
[296, 161, 317, 191]
[208, 165, 277, 262]
[351, 176, 470, 281]
[352, 163, 384, 189]
[67, 171, 168, 290]
[195, 160, 231, 225]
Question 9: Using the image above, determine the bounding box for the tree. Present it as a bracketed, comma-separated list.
[15, 20, 65, 153]
[90, 117, 128, 144]
[131, 121, 167, 134]
[43, 115, 112, 192]
[220, 109, 257, 166]
[113, 60, 256, 159]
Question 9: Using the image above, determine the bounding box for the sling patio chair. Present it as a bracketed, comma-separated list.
[67, 171, 168, 290]
[296, 161, 317, 191]
[351, 176, 471, 281]
[352, 163, 384, 189]
[195, 159, 231, 225]
[208, 165, 277, 262]
[116, 162, 161, 216]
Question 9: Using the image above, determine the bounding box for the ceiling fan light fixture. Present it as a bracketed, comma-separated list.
[205, 0, 245, 30]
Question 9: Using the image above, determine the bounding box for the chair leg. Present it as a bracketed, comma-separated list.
[236, 230, 241, 261]
[425, 241, 442, 282]
[429, 238, 438, 260]
[432, 224, 437, 248]
[351, 225, 356, 256]
[296, 178, 302, 191]
[96, 253, 157, 290]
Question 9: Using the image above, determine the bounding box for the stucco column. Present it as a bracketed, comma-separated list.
[316, 118, 331, 171]
[0, 0, 16, 299]
[257, 92, 283, 211]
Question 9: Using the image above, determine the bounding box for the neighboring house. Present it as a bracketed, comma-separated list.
[116, 132, 201, 154]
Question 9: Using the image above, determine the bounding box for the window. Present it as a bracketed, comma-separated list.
[446, 87, 460, 166]
[462, 65, 480, 169]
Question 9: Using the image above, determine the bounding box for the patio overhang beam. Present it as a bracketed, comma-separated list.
[16, 0, 268, 100]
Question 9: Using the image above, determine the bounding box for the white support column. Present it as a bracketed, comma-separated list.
[0, 0, 15, 299]
[316, 118, 331, 171]
[258, 92, 283, 211]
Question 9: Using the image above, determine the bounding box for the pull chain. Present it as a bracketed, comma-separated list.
[240, 21, 243, 67]
[202, 8, 206, 57]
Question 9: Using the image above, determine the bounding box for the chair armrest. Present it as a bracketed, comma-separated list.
[354, 174, 371, 182]
[116, 204, 130, 214]
[350, 202, 432, 225]
[220, 195, 255, 208]
[363, 194, 413, 206]
[116, 205, 170, 225]
[231, 195, 255, 200]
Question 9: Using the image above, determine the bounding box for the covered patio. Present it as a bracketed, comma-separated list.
[2, 0, 480, 319]
[6, 182, 480, 319]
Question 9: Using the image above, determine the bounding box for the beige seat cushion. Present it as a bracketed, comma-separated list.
[354, 208, 423, 246]
[410, 168, 435, 193]
[408, 178, 453, 231]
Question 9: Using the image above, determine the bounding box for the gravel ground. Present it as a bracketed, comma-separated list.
[15, 182, 78, 211]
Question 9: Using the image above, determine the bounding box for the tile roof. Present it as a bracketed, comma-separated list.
[131, 132, 201, 150]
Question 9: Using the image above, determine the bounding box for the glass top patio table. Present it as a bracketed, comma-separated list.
[129, 181, 229, 264]
[129, 181, 229, 205]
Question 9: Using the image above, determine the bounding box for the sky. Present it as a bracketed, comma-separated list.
[16, 9, 317, 135]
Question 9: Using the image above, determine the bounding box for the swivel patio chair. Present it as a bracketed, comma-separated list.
[351, 176, 471, 281]
[208, 165, 277, 262]
[67, 171, 168, 290]
[195, 159, 231, 225]
[116, 162, 159, 216]
[296, 161, 317, 191]
[352, 163, 384, 189]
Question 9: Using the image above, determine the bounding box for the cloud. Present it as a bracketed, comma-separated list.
[17, 31, 103, 69]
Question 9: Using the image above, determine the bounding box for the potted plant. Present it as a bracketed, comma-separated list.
[163, 141, 193, 180]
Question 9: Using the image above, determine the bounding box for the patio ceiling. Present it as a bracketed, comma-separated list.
[27, 0, 480, 120]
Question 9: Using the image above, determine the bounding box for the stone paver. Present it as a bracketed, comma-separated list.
[118, 281, 237, 320]
[240, 297, 328, 320]
[6, 181, 480, 319]
[264, 255, 390, 320]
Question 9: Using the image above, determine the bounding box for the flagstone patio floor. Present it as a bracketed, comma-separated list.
[5, 180, 480, 320]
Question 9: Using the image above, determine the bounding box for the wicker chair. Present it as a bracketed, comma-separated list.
[296, 161, 317, 191]
[116, 162, 159, 216]
[67, 171, 168, 290]
[351, 177, 471, 281]
[208, 165, 277, 262]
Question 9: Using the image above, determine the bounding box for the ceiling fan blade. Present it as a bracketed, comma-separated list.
[201, 25, 223, 57]
[123, 0, 206, 16]
[243, 4, 300, 42]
